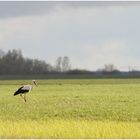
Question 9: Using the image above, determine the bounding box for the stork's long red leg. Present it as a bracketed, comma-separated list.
[23, 94, 27, 102]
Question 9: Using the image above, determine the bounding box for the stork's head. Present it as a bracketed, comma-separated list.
[32, 80, 38, 87]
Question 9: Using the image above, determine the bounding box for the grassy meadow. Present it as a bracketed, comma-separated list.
[0, 79, 140, 138]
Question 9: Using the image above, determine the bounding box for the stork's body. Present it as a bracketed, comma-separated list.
[14, 80, 37, 102]
[14, 85, 32, 95]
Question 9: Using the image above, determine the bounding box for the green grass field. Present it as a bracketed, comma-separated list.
[0, 79, 140, 138]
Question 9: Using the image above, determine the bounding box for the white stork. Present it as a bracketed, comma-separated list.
[13, 80, 37, 102]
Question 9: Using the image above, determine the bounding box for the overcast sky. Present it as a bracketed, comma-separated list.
[0, 1, 140, 71]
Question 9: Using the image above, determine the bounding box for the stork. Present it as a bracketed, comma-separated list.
[13, 80, 37, 102]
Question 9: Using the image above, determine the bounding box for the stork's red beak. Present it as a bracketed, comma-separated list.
[32, 80, 37, 87]
[34, 81, 37, 87]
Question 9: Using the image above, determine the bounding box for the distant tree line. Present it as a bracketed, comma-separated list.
[0, 49, 140, 77]
[0, 49, 72, 75]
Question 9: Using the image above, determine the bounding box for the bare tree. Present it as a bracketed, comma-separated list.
[55, 56, 62, 72]
[62, 56, 71, 72]
[103, 64, 117, 72]
[55, 56, 71, 72]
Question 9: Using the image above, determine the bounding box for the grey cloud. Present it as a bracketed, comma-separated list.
[0, 1, 55, 19]
[0, 1, 139, 19]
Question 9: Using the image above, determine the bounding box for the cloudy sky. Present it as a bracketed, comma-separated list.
[0, 1, 140, 71]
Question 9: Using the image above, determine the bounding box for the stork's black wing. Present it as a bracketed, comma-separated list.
[13, 86, 24, 96]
